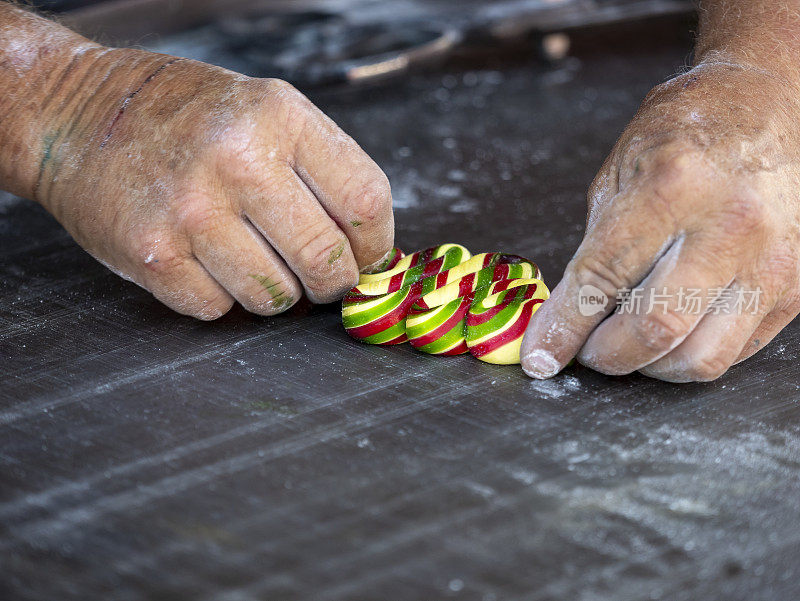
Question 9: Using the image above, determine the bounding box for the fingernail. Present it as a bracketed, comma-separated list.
[361, 248, 395, 274]
[522, 349, 561, 379]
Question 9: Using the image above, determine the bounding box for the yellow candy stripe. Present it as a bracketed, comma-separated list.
[342, 244, 549, 364]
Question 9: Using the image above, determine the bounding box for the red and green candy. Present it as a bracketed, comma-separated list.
[342, 244, 549, 364]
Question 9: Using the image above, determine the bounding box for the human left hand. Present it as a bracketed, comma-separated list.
[521, 61, 800, 382]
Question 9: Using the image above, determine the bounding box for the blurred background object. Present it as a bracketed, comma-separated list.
[36, 0, 695, 88]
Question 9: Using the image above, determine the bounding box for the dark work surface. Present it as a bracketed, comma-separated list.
[2, 22, 800, 601]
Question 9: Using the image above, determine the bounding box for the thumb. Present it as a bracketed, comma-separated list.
[520, 191, 673, 378]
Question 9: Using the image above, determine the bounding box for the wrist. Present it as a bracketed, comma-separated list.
[690, 47, 800, 127]
[33, 47, 184, 214]
[0, 4, 101, 200]
[693, 48, 800, 87]
[0, 4, 183, 212]
[694, 1, 800, 89]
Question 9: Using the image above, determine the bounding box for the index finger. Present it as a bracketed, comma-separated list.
[283, 86, 395, 270]
[520, 190, 675, 379]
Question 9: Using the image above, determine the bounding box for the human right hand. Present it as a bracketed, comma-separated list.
[0, 4, 394, 320]
[42, 51, 394, 319]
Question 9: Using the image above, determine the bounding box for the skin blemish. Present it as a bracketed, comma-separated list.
[40, 132, 57, 169]
[34, 129, 62, 200]
[350, 220, 363, 227]
[249, 274, 281, 297]
[100, 57, 184, 148]
[328, 241, 345, 264]
[249, 274, 295, 310]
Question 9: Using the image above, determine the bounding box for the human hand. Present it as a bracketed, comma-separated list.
[521, 61, 800, 382]
[36, 49, 394, 319]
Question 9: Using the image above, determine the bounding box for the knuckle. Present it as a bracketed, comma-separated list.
[174, 195, 226, 237]
[297, 231, 342, 271]
[647, 152, 707, 217]
[630, 310, 691, 353]
[720, 193, 769, 237]
[263, 77, 298, 97]
[570, 254, 629, 298]
[346, 171, 392, 222]
[133, 237, 186, 277]
[620, 138, 701, 187]
[264, 79, 313, 135]
[296, 231, 355, 276]
[296, 233, 358, 301]
[647, 151, 700, 192]
[619, 144, 707, 224]
[641, 80, 677, 105]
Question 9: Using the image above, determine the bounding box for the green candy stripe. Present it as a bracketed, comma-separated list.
[362, 320, 407, 345]
[470, 285, 524, 315]
[397, 246, 469, 289]
[414, 323, 465, 354]
[406, 299, 461, 340]
[342, 287, 412, 329]
[506, 263, 534, 279]
[466, 289, 528, 341]
[473, 266, 497, 291]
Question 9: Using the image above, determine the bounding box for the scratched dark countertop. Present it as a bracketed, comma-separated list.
[2, 16, 800, 601]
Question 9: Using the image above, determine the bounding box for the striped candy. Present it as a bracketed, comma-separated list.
[342, 244, 549, 364]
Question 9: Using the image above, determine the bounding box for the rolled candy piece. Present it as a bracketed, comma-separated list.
[341, 244, 549, 364]
[343, 247, 518, 345]
[342, 244, 471, 345]
[406, 258, 541, 356]
[466, 278, 549, 364]
[354, 244, 471, 296]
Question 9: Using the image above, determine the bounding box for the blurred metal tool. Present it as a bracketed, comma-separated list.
[216, 10, 462, 87]
[215, 0, 693, 87]
[61, 0, 694, 88]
